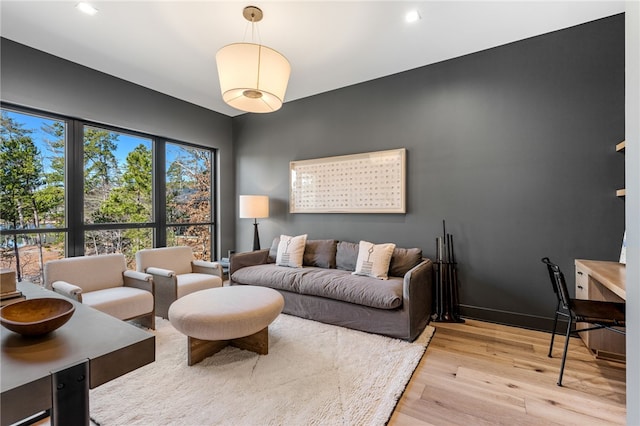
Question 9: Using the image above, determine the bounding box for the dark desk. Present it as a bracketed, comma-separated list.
[1, 282, 155, 425]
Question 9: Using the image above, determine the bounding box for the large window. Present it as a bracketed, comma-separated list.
[166, 143, 213, 260]
[83, 126, 154, 266]
[0, 110, 66, 283]
[0, 105, 217, 282]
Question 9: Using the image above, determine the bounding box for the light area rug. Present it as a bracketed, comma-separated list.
[90, 314, 435, 426]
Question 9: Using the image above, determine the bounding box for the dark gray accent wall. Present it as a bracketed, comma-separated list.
[233, 14, 625, 330]
[0, 38, 235, 258]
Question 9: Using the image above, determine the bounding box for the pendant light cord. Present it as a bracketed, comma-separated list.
[242, 11, 262, 45]
[241, 9, 263, 91]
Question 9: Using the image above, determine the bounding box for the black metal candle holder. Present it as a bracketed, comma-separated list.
[433, 220, 464, 323]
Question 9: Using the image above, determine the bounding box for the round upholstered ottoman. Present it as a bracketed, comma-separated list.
[168, 286, 284, 365]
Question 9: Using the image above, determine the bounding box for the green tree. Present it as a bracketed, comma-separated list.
[88, 144, 152, 262]
[41, 121, 65, 228]
[84, 127, 119, 221]
[93, 144, 152, 223]
[122, 144, 152, 206]
[166, 158, 188, 223]
[0, 113, 44, 280]
[166, 146, 212, 259]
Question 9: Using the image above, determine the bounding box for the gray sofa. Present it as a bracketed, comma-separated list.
[229, 239, 433, 341]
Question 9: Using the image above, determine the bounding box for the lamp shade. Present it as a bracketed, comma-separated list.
[239, 195, 269, 219]
[216, 43, 291, 113]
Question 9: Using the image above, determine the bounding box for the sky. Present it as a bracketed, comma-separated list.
[6, 109, 152, 169]
[4, 108, 208, 179]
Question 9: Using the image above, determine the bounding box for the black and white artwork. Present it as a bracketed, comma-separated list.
[290, 148, 406, 213]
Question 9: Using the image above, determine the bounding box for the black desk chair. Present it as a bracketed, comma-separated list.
[541, 257, 625, 386]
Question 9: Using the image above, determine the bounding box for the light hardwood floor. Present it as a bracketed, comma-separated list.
[389, 319, 626, 425]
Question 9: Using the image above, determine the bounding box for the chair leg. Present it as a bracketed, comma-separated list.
[548, 309, 560, 358]
[557, 316, 573, 386]
[137, 312, 156, 330]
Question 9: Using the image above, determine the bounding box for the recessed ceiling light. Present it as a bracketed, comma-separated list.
[405, 10, 421, 23]
[76, 2, 98, 16]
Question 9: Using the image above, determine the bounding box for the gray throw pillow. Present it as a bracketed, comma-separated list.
[389, 247, 423, 277]
[336, 241, 359, 271]
[303, 239, 338, 269]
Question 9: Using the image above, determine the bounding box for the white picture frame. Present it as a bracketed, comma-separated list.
[289, 148, 406, 214]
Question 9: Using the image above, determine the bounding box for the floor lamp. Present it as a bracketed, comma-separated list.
[239, 195, 269, 251]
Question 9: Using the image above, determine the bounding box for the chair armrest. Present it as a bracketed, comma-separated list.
[403, 258, 434, 340]
[229, 249, 269, 276]
[124, 269, 153, 282]
[145, 266, 175, 277]
[123, 270, 154, 293]
[52, 280, 83, 303]
[192, 260, 223, 277]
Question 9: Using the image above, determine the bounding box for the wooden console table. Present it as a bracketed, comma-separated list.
[1, 282, 155, 426]
[574, 259, 626, 361]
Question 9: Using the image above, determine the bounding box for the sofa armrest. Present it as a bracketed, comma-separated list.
[123, 270, 154, 293]
[52, 280, 83, 303]
[191, 260, 223, 277]
[402, 258, 434, 340]
[229, 249, 269, 277]
[145, 266, 175, 278]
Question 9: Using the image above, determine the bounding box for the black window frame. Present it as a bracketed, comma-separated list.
[0, 102, 218, 269]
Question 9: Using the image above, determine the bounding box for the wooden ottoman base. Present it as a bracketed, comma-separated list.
[188, 327, 269, 366]
[169, 286, 284, 366]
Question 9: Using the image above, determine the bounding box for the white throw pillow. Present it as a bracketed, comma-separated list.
[276, 234, 308, 268]
[352, 240, 396, 280]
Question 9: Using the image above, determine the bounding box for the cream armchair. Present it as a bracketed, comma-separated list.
[43, 253, 155, 329]
[135, 246, 223, 318]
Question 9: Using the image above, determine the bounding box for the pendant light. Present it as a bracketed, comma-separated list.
[216, 6, 291, 113]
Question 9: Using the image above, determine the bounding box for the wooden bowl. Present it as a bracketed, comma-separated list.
[0, 298, 75, 336]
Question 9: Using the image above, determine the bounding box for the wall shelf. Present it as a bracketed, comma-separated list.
[616, 140, 626, 152]
[617, 189, 626, 197]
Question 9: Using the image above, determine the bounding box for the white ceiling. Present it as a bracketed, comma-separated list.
[0, 1, 625, 117]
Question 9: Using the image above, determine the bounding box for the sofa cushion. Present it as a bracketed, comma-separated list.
[303, 239, 338, 269]
[353, 241, 396, 280]
[232, 266, 403, 310]
[276, 234, 308, 267]
[336, 241, 359, 271]
[389, 247, 423, 277]
[298, 268, 403, 309]
[231, 264, 307, 293]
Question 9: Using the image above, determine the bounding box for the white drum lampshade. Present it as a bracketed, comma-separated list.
[239, 195, 269, 251]
[217, 43, 290, 113]
[239, 195, 269, 219]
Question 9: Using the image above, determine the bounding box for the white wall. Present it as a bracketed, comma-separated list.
[625, 2, 639, 424]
